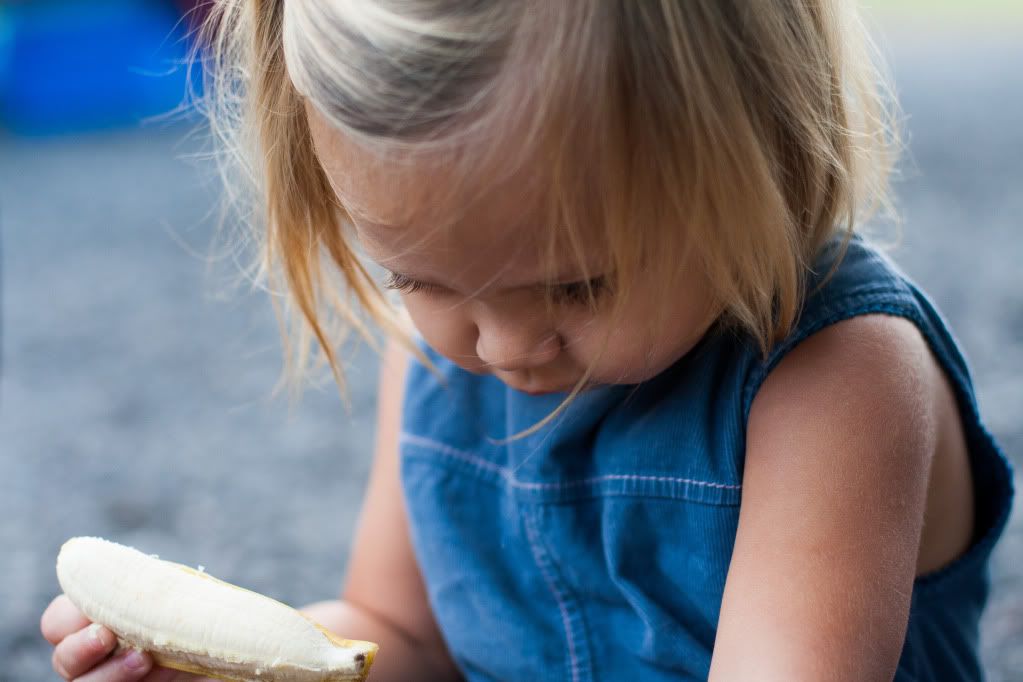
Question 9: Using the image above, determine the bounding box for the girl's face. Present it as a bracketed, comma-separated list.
[308, 108, 716, 394]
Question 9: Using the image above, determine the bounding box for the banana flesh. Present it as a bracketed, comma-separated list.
[56, 537, 377, 681]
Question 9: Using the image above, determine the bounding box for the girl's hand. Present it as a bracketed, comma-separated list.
[40, 594, 217, 682]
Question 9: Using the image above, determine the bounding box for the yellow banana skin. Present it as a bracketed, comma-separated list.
[57, 537, 377, 681]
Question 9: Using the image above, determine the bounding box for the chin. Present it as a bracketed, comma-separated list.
[504, 381, 572, 396]
[495, 373, 580, 396]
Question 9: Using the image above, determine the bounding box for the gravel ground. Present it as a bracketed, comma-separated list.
[1, 26, 1021, 682]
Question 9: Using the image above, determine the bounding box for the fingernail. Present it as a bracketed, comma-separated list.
[87, 623, 103, 641]
[123, 649, 149, 672]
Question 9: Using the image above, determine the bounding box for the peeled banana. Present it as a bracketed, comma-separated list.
[56, 537, 377, 681]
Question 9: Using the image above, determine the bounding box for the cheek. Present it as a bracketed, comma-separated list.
[564, 325, 660, 383]
[555, 311, 653, 383]
[563, 315, 694, 384]
[557, 287, 715, 384]
[402, 296, 480, 369]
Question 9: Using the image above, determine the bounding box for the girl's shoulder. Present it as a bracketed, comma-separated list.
[742, 233, 949, 418]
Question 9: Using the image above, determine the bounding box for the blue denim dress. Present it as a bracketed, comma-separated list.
[399, 236, 1014, 681]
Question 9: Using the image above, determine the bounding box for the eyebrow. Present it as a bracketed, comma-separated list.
[386, 269, 607, 292]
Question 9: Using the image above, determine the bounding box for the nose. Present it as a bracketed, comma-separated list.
[475, 317, 561, 372]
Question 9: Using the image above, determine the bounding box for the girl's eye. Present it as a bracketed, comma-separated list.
[549, 275, 611, 307]
[384, 271, 435, 295]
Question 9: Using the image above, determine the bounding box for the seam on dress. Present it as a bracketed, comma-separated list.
[523, 511, 590, 682]
[401, 433, 506, 477]
[400, 433, 741, 492]
[516, 474, 741, 492]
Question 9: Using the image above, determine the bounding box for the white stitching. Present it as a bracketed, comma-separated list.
[523, 513, 583, 682]
[399, 433, 742, 491]
[516, 474, 741, 491]
[401, 433, 506, 475]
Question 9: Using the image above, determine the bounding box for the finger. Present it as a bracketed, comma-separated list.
[140, 667, 220, 682]
[139, 669, 183, 682]
[73, 648, 153, 681]
[41, 594, 91, 645]
[51, 623, 117, 680]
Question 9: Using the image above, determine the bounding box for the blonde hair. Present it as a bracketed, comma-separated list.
[197, 0, 899, 391]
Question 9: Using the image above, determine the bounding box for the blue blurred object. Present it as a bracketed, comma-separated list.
[0, 0, 201, 136]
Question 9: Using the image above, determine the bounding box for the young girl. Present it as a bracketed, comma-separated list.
[42, 1, 1013, 680]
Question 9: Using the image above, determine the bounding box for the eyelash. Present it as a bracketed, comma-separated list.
[383, 271, 611, 306]
[548, 276, 611, 306]
[384, 271, 436, 295]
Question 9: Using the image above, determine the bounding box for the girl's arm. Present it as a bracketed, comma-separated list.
[302, 341, 461, 682]
[709, 315, 949, 681]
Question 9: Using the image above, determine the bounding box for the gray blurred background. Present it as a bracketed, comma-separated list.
[1, 3, 1021, 680]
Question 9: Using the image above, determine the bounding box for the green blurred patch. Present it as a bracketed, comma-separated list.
[865, 0, 1023, 18]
